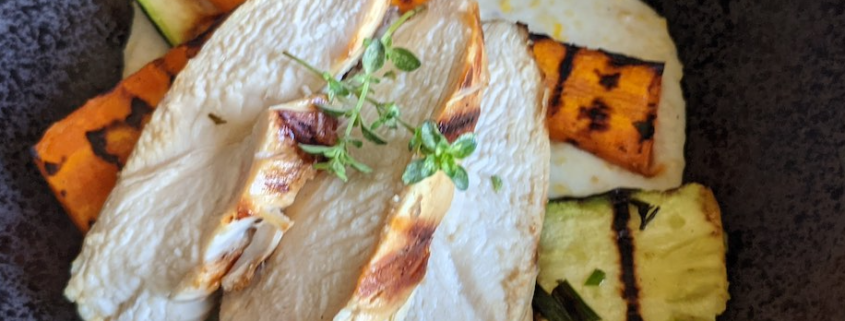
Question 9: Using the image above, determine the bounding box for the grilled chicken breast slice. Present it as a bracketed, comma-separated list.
[335, 4, 486, 321]
[220, 0, 486, 320]
[175, 96, 337, 300]
[397, 21, 550, 321]
[64, 0, 390, 319]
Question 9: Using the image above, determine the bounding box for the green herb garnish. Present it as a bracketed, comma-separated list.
[630, 199, 660, 231]
[491, 175, 503, 192]
[285, 5, 476, 189]
[533, 281, 602, 321]
[533, 283, 574, 321]
[551, 280, 601, 321]
[584, 269, 606, 286]
[403, 121, 476, 190]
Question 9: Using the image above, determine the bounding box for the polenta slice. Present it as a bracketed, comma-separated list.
[537, 184, 729, 321]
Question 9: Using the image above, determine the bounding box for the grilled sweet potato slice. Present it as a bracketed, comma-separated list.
[533, 36, 664, 177]
[32, 28, 215, 232]
[207, 0, 245, 12]
[393, 0, 429, 12]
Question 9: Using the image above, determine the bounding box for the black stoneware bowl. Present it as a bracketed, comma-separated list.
[1, 0, 843, 320]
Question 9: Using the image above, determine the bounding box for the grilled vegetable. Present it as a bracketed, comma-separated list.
[393, 0, 429, 12]
[532, 36, 664, 177]
[537, 184, 729, 321]
[136, 0, 240, 45]
[34, 0, 436, 234]
[32, 25, 217, 232]
[206, 0, 243, 12]
[139, 0, 421, 45]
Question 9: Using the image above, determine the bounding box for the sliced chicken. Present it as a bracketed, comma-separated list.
[220, 0, 486, 320]
[64, 0, 390, 319]
[175, 95, 337, 301]
[397, 21, 550, 321]
[335, 6, 486, 321]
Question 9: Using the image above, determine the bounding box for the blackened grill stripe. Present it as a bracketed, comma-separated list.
[548, 44, 579, 115]
[126, 97, 153, 129]
[43, 161, 61, 176]
[438, 108, 480, 143]
[85, 128, 122, 169]
[610, 190, 644, 321]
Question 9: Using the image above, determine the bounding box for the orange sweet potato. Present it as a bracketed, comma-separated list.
[532, 36, 664, 177]
[393, 0, 429, 12]
[35, 1, 422, 233]
[32, 27, 215, 232]
[207, 0, 245, 13]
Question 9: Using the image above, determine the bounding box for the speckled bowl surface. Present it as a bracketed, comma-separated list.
[0, 0, 843, 320]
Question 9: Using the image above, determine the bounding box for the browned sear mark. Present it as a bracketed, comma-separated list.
[356, 220, 436, 301]
[276, 109, 338, 147]
[85, 127, 122, 169]
[438, 108, 480, 142]
[578, 99, 612, 131]
[598, 71, 621, 90]
[125, 98, 154, 129]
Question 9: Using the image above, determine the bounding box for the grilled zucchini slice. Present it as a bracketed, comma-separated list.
[538, 184, 729, 321]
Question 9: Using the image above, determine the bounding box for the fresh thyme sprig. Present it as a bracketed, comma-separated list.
[404, 121, 476, 190]
[286, 5, 476, 190]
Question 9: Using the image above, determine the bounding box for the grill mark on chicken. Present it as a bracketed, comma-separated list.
[262, 168, 295, 194]
[610, 190, 644, 321]
[434, 3, 485, 143]
[438, 108, 480, 142]
[236, 202, 255, 220]
[275, 109, 338, 147]
[356, 219, 436, 300]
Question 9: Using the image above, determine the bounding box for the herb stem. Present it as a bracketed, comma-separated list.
[346, 74, 372, 137]
[283, 51, 326, 78]
[382, 5, 426, 43]
[398, 119, 416, 133]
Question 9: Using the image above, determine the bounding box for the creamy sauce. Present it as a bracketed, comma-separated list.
[123, 3, 170, 78]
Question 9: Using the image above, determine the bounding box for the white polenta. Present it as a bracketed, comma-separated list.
[478, 0, 686, 198]
[122, 2, 170, 78]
